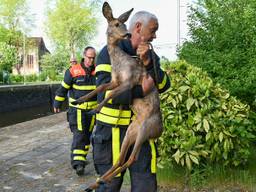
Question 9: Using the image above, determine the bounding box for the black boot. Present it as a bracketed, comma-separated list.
[75, 165, 84, 176]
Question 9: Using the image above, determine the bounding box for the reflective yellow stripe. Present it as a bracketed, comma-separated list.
[73, 84, 96, 90]
[112, 127, 121, 177]
[55, 95, 65, 101]
[149, 139, 157, 173]
[89, 115, 95, 132]
[105, 90, 112, 104]
[100, 107, 131, 118]
[73, 149, 86, 155]
[61, 81, 70, 89]
[85, 145, 90, 150]
[73, 156, 86, 161]
[158, 73, 167, 90]
[96, 113, 130, 126]
[96, 64, 112, 73]
[69, 98, 97, 110]
[77, 109, 82, 131]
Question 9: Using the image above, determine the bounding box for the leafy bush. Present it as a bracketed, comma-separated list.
[178, 0, 256, 110]
[25, 74, 38, 82]
[159, 60, 256, 170]
[0, 42, 18, 72]
[0, 70, 3, 82]
[9, 74, 24, 83]
[40, 48, 69, 74]
[38, 71, 48, 81]
[47, 69, 57, 81]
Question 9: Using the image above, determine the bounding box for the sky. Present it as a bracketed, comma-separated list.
[28, 0, 192, 60]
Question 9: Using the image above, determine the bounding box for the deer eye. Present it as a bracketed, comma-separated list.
[115, 23, 119, 27]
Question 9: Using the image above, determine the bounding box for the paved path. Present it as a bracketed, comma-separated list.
[0, 113, 129, 192]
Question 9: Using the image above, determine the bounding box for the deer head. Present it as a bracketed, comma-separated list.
[102, 2, 133, 44]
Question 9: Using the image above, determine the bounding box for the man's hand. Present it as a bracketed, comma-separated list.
[136, 37, 150, 66]
[142, 75, 155, 96]
[53, 107, 60, 113]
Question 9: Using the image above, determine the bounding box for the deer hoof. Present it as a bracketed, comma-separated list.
[87, 110, 97, 115]
[71, 101, 78, 105]
[84, 188, 93, 192]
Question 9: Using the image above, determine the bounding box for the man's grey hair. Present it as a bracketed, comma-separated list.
[128, 11, 158, 31]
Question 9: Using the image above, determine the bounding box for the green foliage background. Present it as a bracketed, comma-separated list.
[159, 60, 256, 170]
[178, 0, 256, 110]
[0, 42, 18, 72]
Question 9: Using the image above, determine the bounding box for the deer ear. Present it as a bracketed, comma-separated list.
[118, 8, 133, 23]
[102, 2, 114, 22]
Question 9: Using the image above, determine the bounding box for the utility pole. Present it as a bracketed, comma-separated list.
[177, 0, 181, 48]
[23, 33, 26, 84]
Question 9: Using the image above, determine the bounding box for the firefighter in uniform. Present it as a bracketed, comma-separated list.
[53, 46, 97, 176]
[92, 11, 170, 192]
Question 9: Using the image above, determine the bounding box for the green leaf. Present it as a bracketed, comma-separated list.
[172, 149, 180, 163]
[185, 154, 192, 170]
[186, 98, 195, 111]
[180, 157, 185, 166]
[219, 132, 224, 142]
[196, 122, 201, 131]
[206, 132, 211, 141]
[189, 150, 199, 156]
[200, 150, 209, 157]
[224, 139, 229, 152]
[178, 94, 183, 102]
[171, 98, 177, 108]
[203, 119, 210, 132]
[179, 85, 190, 92]
[189, 154, 199, 165]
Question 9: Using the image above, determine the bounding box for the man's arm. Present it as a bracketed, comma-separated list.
[53, 69, 72, 112]
[137, 41, 171, 94]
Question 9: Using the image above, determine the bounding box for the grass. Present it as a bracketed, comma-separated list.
[99, 150, 256, 191]
[157, 150, 256, 191]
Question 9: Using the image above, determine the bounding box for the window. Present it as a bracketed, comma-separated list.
[27, 55, 34, 68]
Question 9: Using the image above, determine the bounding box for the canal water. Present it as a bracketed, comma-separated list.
[0, 104, 53, 127]
[0, 83, 67, 128]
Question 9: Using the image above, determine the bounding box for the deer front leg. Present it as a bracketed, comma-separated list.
[93, 82, 132, 113]
[71, 82, 116, 105]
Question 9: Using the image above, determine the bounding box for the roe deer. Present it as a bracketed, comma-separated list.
[77, 2, 163, 191]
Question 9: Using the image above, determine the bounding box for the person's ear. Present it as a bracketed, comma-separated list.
[135, 22, 142, 33]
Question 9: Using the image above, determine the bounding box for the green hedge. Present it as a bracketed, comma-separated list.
[159, 60, 256, 170]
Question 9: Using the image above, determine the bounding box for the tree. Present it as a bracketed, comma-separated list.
[0, 0, 34, 74]
[40, 46, 70, 75]
[0, 0, 34, 46]
[178, 0, 256, 110]
[45, 0, 99, 56]
[0, 42, 18, 72]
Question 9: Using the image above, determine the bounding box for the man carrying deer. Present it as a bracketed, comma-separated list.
[91, 2, 170, 192]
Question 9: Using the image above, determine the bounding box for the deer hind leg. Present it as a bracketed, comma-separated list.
[85, 121, 137, 191]
[93, 81, 132, 113]
[105, 120, 153, 181]
[105, 141, 143, 183]
[101, 120, 138, 183]
[72, 81, 117, 105]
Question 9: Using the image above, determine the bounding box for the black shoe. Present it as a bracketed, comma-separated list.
[75, 165, 84, 176]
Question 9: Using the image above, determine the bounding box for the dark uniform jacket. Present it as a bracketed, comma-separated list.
[95, 39, 171, 127]
[53, 63, 97, 111]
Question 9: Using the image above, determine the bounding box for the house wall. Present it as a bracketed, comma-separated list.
[12, 37, 50, 75]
